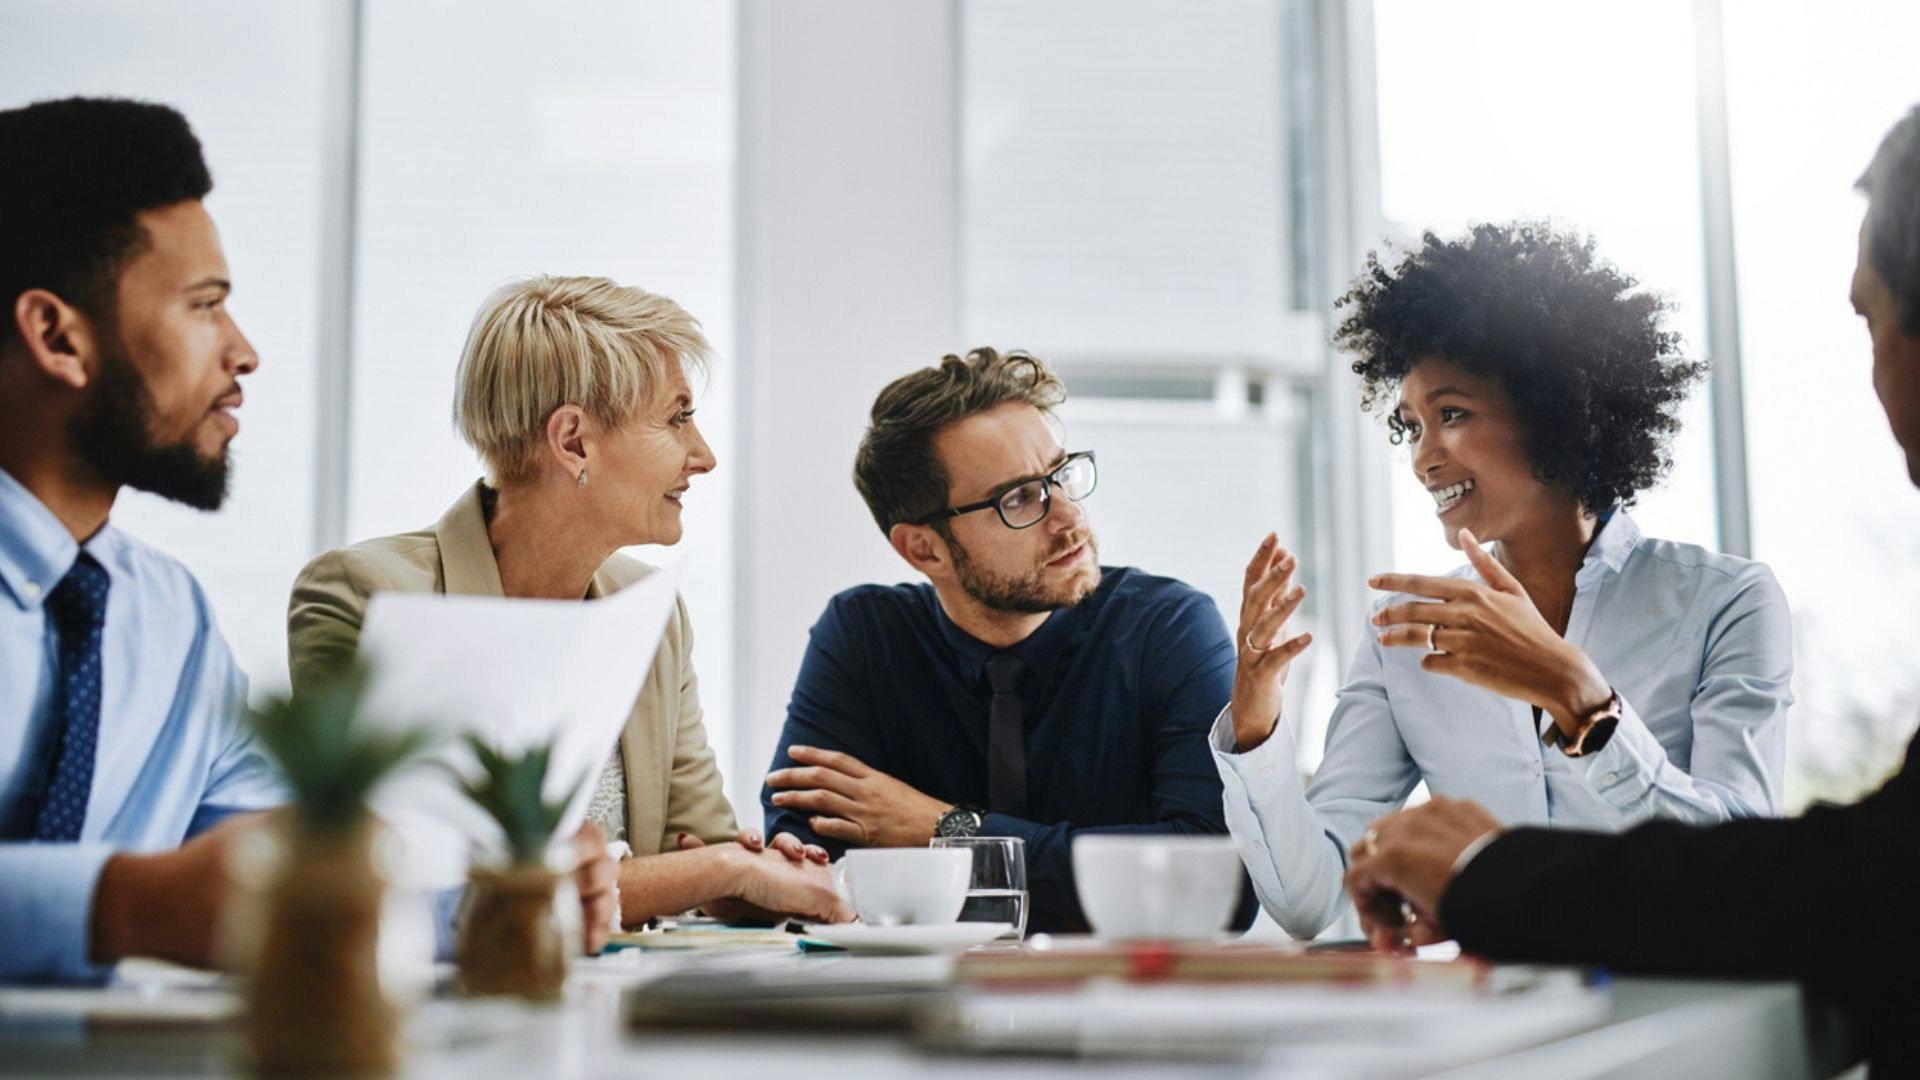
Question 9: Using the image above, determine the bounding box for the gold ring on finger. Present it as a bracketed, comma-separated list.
[1426, 623, 1441, 653]
[1245, 632, 1272, 656]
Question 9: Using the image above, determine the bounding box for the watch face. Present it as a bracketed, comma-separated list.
[937, 808, 982, 837]
[1578, 716, 1621, 756]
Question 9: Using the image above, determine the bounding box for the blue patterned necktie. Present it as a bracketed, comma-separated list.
[30, 552, 111, 842]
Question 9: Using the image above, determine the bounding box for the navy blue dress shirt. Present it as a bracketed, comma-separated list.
[762, 565, 1254, 932]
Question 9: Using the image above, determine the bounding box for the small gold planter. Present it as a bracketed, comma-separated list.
[456, 861, 572, 1001]
[242, 819, 399, 1076]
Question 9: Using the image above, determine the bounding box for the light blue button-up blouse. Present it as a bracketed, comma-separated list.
[1213, 511, 1792, 939]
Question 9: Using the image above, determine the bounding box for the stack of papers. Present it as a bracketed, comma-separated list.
[952, 938, 1487, 991]
[355, 569, 681, 888]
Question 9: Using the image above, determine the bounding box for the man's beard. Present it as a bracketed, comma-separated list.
[949, 529, 1100, 614]
[69, 333, 232, 511]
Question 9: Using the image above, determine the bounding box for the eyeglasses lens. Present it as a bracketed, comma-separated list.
[999, 481, 1049, 528]
[1059, 456, 1095, 501]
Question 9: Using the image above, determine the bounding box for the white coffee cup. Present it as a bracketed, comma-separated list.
[1071, 836, 1243, 939]
[833, 848, 971, 926]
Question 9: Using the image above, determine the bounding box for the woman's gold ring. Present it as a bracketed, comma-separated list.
[1245, 632, 1271, 656]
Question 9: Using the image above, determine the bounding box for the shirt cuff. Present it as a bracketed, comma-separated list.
[0, 842, 118, 983]
[1450, 829, 1502, 878]
[1209, 704, 1293, 767]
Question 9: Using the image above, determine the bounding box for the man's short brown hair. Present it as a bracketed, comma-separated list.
[854, 348, 1066, 535]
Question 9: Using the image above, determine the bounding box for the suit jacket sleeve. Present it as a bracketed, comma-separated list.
[656, 594, 740, 846]
[286, 548, 383, 695]
[1441, 734, 1920, 1023]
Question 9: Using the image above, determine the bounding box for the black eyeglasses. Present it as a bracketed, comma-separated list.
[915, 451, 1098, 530]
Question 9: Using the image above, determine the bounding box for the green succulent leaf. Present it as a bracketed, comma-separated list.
[457, 735, 579, 864]
[245, 661, 432, 834]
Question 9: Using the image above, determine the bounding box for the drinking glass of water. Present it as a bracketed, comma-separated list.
[929, 835, 1027, 940]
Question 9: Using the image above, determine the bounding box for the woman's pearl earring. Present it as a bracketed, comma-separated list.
[577, 468, 589, 489]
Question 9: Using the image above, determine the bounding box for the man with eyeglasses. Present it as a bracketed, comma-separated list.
[762, 347, 1254, 932]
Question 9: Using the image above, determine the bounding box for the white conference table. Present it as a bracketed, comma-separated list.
[0, 947, 1856, 1079]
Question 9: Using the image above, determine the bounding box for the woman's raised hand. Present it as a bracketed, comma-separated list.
[1369, 528, 1611, 733]
[1229, 533, 1313, 751]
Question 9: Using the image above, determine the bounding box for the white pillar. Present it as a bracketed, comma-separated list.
[732, 0, 962, 819]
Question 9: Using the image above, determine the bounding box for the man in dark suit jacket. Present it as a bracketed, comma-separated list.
[1340, 103, 1920, 1075]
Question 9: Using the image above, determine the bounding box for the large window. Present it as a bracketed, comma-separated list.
[10, 0, 1916, 835]
[0, 0, 333, 697]
[1372, 0, 1720, 578]
[0, 2, 738, 774]
[1723, 0, 1920, 806]
[351, 0, 739, 769]
[961, 0, 1343, 729]
[1371, 0, 1920, 807]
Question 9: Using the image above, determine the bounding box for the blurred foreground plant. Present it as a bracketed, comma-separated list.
[454, 737, 582, 1000]
[241, 662, 429, 1076]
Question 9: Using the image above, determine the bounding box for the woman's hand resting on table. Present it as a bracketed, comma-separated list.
[708, 845, 851, 924]
[676, 827, 830, 866]
[675, 828, 847, 924]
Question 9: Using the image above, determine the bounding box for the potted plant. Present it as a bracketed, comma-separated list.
[240, 663, 429, 1076]
[453, 737, 580, 1000]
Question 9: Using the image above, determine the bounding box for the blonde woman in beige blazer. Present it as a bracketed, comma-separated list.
[288, 275, 847, 927]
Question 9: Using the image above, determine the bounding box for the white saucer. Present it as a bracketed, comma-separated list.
[802, 922, 1014, 955]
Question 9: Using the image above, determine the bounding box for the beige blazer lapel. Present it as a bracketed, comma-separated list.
[432, 482, 507, 598]
[600, 560, 671, 852]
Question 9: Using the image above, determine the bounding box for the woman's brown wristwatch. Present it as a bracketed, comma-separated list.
[1545, 690, 1623, 757]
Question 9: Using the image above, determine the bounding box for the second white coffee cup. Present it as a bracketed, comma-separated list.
[1072, 835, 1243, 939]
[833, 848, 971, 926]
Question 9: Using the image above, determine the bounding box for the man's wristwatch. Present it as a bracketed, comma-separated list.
[1545, 689, 1623, 758]
[935, 804, 985, 838]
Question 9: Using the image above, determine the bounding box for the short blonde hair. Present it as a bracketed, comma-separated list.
[453, 275, 711, 484]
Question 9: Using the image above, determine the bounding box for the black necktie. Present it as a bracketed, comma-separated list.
[25, 553, 111, 841]
[984, 651, 1029, 818]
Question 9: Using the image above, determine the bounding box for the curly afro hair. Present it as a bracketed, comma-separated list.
[1334, 221, 1707, 513]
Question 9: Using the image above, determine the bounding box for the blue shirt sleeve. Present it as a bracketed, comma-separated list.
[0, 842, 118, 983]
[980, 589, 1253, 930]
[188, 636, 285, 836]
[760, 600, 884, 853]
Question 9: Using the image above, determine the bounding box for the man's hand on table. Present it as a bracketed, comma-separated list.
[91, 811, 266, 970]
[1343, 797, 1503, 955]
[765, 746, 951, 849]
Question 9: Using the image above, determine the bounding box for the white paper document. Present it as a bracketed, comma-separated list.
[354, 566, 680, 888]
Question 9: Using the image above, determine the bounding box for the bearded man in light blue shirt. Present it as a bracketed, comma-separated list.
[0, 98, 281, 982]
[1219, 223, 1792, 939]
[0, 98, 621, 984]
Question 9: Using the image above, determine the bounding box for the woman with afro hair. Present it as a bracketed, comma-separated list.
[1210, 222, 1793, 940]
